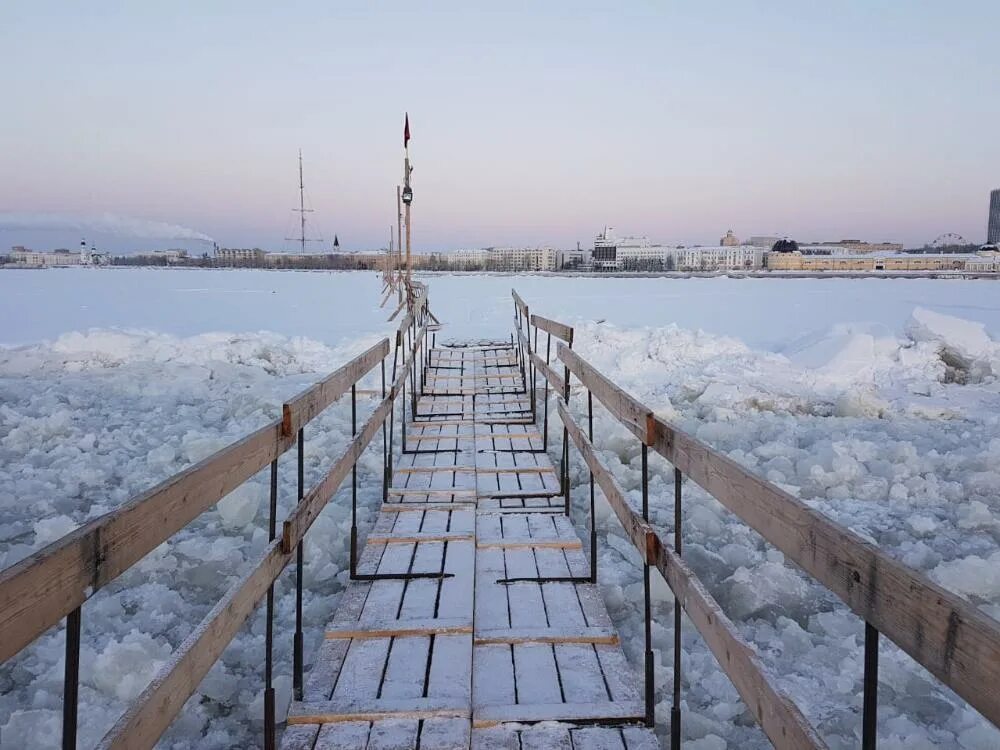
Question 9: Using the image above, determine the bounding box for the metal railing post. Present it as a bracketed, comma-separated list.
[62, 606, 81, 750]
[588, 390, 597, 583]
[293, 428, 305, 701]
[642, 444, 654, 727]
[863, 623, 879, 749]
[381, 359, 389, 502]
[672, 467, 682, 749]
[350, 384, 358, 578]
[263, 458, 278, 750]
[543, 332, 551, 452]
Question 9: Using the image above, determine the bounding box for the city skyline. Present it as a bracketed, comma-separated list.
[2, 2, 999, 252]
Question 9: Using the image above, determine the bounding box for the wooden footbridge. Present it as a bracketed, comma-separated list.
[3, 285, 1000, 750]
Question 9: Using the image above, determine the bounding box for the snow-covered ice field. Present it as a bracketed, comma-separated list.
[2, 268, 1000, 748]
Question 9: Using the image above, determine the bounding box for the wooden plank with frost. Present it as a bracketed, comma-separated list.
[472, 701, 645, 728]
[557, 345, 654, 445]
[97, 540, 291, 750]
[474, 626, 618, 645]
[530, 352, 565, 395]
[0, 416, 289, 663]
[529, 314, 573, 344]
[654, 409, 1000, 733]
[288, 698, 469, 724]
[282, 339, 390, 435]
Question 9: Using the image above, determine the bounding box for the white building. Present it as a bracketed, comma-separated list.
[444, 249, 490, 269]
[593, 227, 679, 270]
[483, 247, 562, 272]
[679, 246, 764, 271]
[8, 247, 80, 267]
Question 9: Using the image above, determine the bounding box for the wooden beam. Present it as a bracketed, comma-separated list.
[281, 339, 389, 436]
[472, 701, 644, 728]
[0, 418, 288, 664]
[558, 401, 650, 560]
[560, 399, 826, 749]
[558, 344, 655, 445]
[530, 352, 565, 395]
[512, 288, 529, 320]
[282, 394, 392, 553]
[474, 627, 618, 645]
[530, 313, 573, 345]
[326, 618, 472, 639]
[381, 503, 477, 513]
[653, 414, 1000, 727]
[97, 540, 290, 750]
[288, 698, 469, 725]
[367, 532, 475, 545]
[476, 538, 582, 550]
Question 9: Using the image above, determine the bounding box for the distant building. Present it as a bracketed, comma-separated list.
[817, 240, 905, 254]
[216, 247, 266, 266]
[720, 230, 740, 247]
[989, 189, 1000, 245]
[8, 246, 80, 267]
[481, 247, 561, 272]
[679, 246, 763, 271]
[592, 227, 678, 271]
[767, 252, 995, 273]
[748, 235, 783, 248]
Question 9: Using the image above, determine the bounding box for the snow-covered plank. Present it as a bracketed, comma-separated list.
[313, 721, 370, 750]
[427, 634, 472, 702]
[556, 644, 612, 704]
[474, 626, 617, 645]
[289, 698, 468, 725]
[417, 718, 471, 750]
[472, 701, 645, 727]
[570, 727, 626, 750]
[326, 618, 472, 640]
[472, 644, 515, 708]
[512, 643, 562, 704]
[332, 637, 392, 702]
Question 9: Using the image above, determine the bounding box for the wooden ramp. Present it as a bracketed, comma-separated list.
[282, 341, 655, 750]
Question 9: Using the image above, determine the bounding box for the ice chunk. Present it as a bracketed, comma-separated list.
[907, 307, 994, 370]
[216, 484, 263, 529]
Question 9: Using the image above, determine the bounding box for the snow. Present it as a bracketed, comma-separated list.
[1, 268, 1000, 748]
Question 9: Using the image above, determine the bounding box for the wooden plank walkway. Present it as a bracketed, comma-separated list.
[283, 341, 655, 750]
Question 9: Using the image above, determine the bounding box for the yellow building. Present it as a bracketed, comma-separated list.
[766, 252, 987, 272]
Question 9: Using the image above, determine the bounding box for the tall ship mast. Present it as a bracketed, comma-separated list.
[285, 150, 323, 252]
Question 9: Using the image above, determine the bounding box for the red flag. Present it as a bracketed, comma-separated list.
[404, 113, 410, 148]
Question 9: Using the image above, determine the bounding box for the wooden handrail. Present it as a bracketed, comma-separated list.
[558, 344, 654, 445]
[530, 351, 564, 395]
[653, 414, 1000, 726]
[282, 339, 389, 436]
[99, 313, 430, 750]
[558, 345, 1000, 728]
[530, 313, 573, 344]
[281, 392, 394, 553]
[511, 288, 528, 320]
[0, 337, 391, 664]
[0, 418, 288, 664]
[98, 540, 290, 750]
[558, 400, 827, 750]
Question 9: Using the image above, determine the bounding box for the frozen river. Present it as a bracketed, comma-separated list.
[2, 267, 999, 350]
[2, 267, 999, 748]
